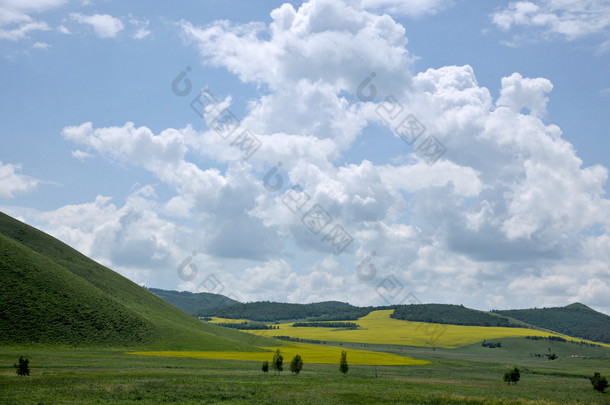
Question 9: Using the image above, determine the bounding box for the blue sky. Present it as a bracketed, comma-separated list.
[2, 0, 610, 313]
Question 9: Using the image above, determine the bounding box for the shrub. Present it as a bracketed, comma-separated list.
[272, 349, 283, 375]
[503, 367, 520, 384]
[289, 355, 303, 375]
[339, 351, 348, 375]
[13, 356, 30, 377]
[590, 372, 609, 393]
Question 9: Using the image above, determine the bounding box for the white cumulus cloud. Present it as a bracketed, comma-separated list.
[0, 161, 41, 198]
[492, 0, 610, 44]
[70, 12, 124, 38]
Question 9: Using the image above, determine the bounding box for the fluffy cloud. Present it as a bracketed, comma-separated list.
[496, 72, 553, 117]
[44, 0, 610, 312]
[492, 0, 610, 42]
[70, 13, 124, 38]
[181, 0, 412, 94]
[0, 0, 65, 40]
[0, 161, 40, 198]
[30, 187, 187, 285]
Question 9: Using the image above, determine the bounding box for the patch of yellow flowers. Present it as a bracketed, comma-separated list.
[128, 341, 429, 366]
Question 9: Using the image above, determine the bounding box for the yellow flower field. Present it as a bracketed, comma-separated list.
[239, 310, 602, 349]
[128, 341, 429, 366]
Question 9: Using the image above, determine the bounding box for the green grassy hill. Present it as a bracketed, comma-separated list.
[148, 288, 238, 315]
[0, 212, 274, 350]
[494, 303, 610, 344]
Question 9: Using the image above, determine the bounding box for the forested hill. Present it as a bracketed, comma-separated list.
[148, 288, 238, 315]
[199, 301, 378, 322]
[391, 304, 525, 327]
[493, 303, 610, 343]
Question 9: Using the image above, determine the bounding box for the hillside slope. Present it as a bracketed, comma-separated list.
[494, 303, 610, 343]
[148, 288, 238, 315]
[0, 212, 273, 349]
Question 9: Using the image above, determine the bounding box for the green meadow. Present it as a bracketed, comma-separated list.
[2, 337, 610, 405]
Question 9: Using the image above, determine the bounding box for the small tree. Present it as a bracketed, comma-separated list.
[339, 351, 348, 376]
[13, 356, 30, 377]
[272, 349, 283, 375]
[289, 354, 303, 375]
[503, 367, 520, 385]
[261, 361, 269, 373]
[590, 372, 609, 393]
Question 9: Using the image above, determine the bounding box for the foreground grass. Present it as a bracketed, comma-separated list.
[1, 345, 609, 404]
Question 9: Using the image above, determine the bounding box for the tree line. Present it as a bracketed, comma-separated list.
[199, 301, 379, 322]
[215, 322, 277, 330]
[391, 304, 516, 327]
[292, 322, 359, 329]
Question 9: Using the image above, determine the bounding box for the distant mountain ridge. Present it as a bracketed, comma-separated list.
[147, 288, 239, 315]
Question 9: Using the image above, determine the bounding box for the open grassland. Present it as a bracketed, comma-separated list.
[128, 341, 430, 366]
[237, 310, 610, 349]
[1, 343, 609, 405]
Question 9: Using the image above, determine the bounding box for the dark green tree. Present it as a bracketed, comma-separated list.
[503, 367, 520, 384]
[339, 351, 348, 376]
[289, 354, 303, 375]
[261, 361, 269, 373]
[272, 349, 283, 375]
[13, 356, 30, 377]
[590, 372, 609, 393]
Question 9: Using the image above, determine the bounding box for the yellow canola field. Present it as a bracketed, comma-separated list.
[242, 309, 590, 349]
[128, 341, 429, 366]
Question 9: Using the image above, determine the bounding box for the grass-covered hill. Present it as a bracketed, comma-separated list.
[0, 212, 274, 350]
[493, 303, 610, 343]
[148, 288, 238, 315]
[201, 300, 378, 322]
[390, 304, 527, 328]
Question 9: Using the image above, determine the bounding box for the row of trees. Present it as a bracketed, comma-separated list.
[292, 322, 359, 329]
[392, 304, 514, 327]
[261, 350, 349, 376]
[202, 301, 373, 322]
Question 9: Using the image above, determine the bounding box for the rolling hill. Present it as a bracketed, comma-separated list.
[199, 300, 378, 322]
[493, 303, 610, 344]
[0, 212, 274, 350]
[203, 301, 610, 346]
[148, 288, 239, 315]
